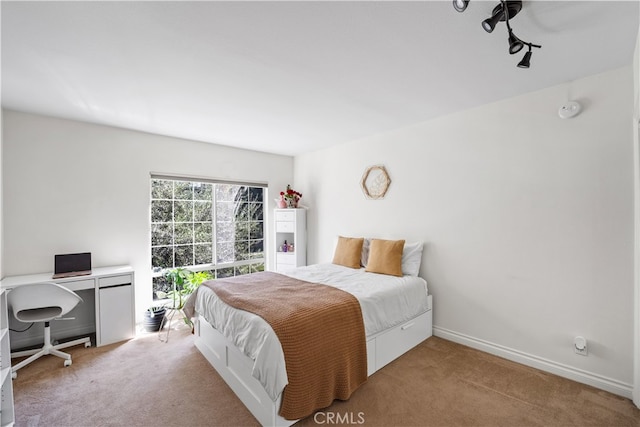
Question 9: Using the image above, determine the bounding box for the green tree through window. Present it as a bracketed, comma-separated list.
[151, 178, 265, 298]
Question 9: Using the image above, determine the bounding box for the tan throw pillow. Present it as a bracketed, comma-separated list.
[332, 236, 364, 269]
[365, 239, 405, 276]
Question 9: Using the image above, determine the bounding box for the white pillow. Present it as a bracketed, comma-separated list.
[401, 241, 423, 276]
[361, 238, 423, 276]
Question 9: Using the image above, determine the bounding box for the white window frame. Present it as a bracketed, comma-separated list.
[150, 173, 267, 281]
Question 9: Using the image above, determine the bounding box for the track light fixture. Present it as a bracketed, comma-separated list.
[453, 0, 542, 69]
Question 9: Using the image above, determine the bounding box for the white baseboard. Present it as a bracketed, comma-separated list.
[433, 326, 633, 399]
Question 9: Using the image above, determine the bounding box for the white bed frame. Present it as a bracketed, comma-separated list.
[193, 294, 432, 427]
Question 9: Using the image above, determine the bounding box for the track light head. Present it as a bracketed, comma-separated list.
[508, 31, 524, 54]
[482, 13, 502, 33]
[482, 1, 522, 33]
[517, 44, 541, 69]
[453, 0, 469, 13]
[517, 50, 532, 68]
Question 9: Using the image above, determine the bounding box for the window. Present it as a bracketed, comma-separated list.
[150, 177, 265, 298]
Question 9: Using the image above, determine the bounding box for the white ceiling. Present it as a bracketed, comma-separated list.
[2, 1, 638, 156]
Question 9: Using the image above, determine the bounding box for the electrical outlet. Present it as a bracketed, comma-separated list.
[574, 336, 588, 356]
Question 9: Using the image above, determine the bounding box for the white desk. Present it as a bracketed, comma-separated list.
[0, 265, 135, 348]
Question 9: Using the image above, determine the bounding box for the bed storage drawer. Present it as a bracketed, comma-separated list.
[375, 311, 431, 369]
[199, 315, 227, 363]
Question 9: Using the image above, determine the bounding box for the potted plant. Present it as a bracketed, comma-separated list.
[163, 267, 190, 310]
[185, 271, 213, 292]
[143, 305, 167, 332]
[160, 268, 213, 327]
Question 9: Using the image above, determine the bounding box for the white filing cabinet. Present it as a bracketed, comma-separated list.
[98, 273, 135, 346]
[0, 289, 15, 427]
[274, 208, 306, 272]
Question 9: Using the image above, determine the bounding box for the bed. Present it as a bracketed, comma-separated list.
[184, 239, 432, 426]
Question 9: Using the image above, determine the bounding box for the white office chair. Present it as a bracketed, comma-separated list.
[8, 282, 91, 378]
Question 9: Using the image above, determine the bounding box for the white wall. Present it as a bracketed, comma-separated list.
[633, 21, 640, 407]
[296, 66, 635, 396]
[0, 5, 3, 282]
[0, 109, 3, 281]
[1, 110, 293, 318]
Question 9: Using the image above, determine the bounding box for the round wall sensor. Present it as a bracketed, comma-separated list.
[558, 101, 582, 119]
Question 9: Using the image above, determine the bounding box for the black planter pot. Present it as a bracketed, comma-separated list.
[143, 307, 167, 332]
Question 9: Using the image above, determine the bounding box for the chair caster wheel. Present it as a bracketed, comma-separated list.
[64, 360, 72, 367]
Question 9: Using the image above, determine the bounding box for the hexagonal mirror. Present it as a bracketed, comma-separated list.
[361, 165, 391, 199]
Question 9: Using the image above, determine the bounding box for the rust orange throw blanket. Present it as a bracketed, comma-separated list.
[202, 271, 367, 420]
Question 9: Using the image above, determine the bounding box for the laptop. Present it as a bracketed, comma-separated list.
[52, 252, 92, 279]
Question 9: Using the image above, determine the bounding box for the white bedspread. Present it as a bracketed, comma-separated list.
[189, 263, 429, 401]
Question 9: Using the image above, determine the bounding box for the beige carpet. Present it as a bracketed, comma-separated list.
[11, 324, 640, 427]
